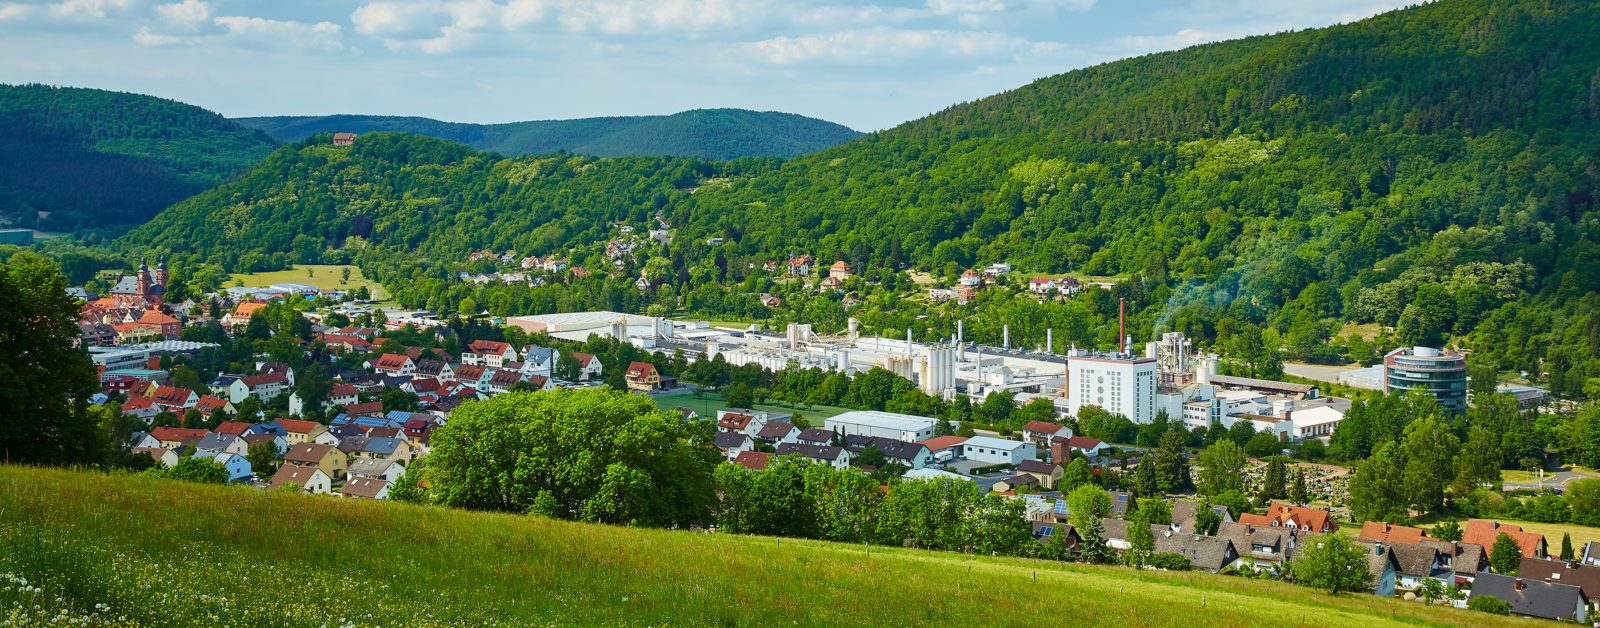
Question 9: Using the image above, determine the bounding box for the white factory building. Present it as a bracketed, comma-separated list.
[825, 410, 937, 443]
[960, 436, 1037, 465]
[1066, 352, 1158, 424]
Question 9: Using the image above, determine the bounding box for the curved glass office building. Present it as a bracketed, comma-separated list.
[1383, 346, 1467, 414]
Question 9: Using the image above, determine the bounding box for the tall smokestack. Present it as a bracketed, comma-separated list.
[1047, 328, 1053, 355]
[906, 328, 913, 356]
[1118, 298, 1126, 354]
[1003, 325, 1009, 350]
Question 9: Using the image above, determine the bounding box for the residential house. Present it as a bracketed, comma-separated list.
[717, 411, 764, 438]
[1152, 527, 1240, 573]
[1351, 540, 1401, 596]
[734, 451, 773, 471]
[1585, 541, 1600, 567]
[414, 359, 454, 381]
[131, 446, 179, 468]
[774, 443, 852, 469]
[1030, 520, 1080, 548]
[193, 432, 249, 457]
[787, 254, 814, 277]
[521, 346, 555, 377]
[1237, 503, 1337, 533]
[715, 432, 754, 461]
[819, 276, 844, 291]
[624, 361, 663, 392]
[193, 395, 235, 417]
[1518, 558, 1600, 615]
[358, 436, 412, 464]
[1389, 542, 1447, 592]
[269, 465, 332, 494]
[1469, 572, 1588, 622]
[1028, 278, 1058, 295]
[372, 353, 415, 377]
[242, 432, 288, 456]
[1217, 522, 1300, 573]
[451, 364, 491, 392]
[1171, 500, 1235, 534]
[843, 435, 933, 470]
[570, 352, 603, 381]
[959, 269, 982, 287]
[795, 428, 835, 446]
[228, 372, 287, 403]
[485, 368, 528, 394]
[1021, 420, 1069, 448]
[149, 426, 208, 450]
[277, 419, 332, 446]
[340, 476, 390, 500]
[1463, 520, 1547, 559]
[1359, 522, 1432, 545]
[208, 452, 253, 483]
[1050, 435, 1109, 461]
[348, 458, 406, 484]
[222, 302, 267, 331]
[992, 474, 1039, 493]
[463, 340, 518, 368]
[828, 260, 853, 280]
[758, 293, 783, 308]
[283, 443, 348, 479]
[745, 419, 794, 444]
[1015, 460, 1062, 489]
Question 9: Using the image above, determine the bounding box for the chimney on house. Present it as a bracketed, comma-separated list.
[147, 356, 161, 371]
[1514, 578, 1525, 591]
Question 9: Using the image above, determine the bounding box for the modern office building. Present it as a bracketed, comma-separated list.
[1383, 346, 1468, 414]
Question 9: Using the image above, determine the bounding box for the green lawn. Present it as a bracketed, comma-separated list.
[652, 390, 856, 424]
[229, 264, 389, 300]
[0, 466, 1508, 626]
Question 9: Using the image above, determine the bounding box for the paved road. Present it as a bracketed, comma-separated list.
[1503, 469, 1598, 491]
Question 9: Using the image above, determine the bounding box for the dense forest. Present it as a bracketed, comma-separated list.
[235, 109, 863, 160]
[121, 0, 1600, 397]
[0, 84, 277, 231]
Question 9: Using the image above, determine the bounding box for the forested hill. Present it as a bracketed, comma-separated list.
[233, 109, 863, 160]
[0, 84, 277, 231]
[127, 0, 1600, 396]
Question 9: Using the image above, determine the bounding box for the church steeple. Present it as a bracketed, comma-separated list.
[155, 257, 168, 288]
[136, 257, 150, 294]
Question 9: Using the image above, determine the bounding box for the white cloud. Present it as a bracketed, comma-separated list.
[745, 27, 1030, 65]
[214, 15, 344, 51]
[0, 4, 28, 21]
[48, 0, 135, 19]
[132, 25, 184, 45]
[927, 0, 1093, 15]
[153, 0, 210, 31]
[352, 0, 503, 54]
[555, 0, 745, 35]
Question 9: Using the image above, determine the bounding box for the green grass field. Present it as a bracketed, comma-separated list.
[229, 264, 389, 300]
[652, 390, 857, 424]
[0, 466, 1514, 626]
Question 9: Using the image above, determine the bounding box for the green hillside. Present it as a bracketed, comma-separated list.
[0, 84, 278, 231]
[0, 465, 1502, 626]
[124, 0, 1600, 394]
[234, 108, 863, 160]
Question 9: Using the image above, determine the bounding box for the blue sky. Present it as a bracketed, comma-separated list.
[0, 0, 1415, 130]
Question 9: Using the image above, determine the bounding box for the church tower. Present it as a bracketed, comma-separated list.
[155, 258, 169, 289]
[136, 258, 150, 295]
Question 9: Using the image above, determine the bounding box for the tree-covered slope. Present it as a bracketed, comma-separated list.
[127, 0, 1600, 393]
[0, 84, 278, 231]
[234, 108, 863, 160]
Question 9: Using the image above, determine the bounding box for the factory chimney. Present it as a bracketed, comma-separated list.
[1003, 325, 1010, 350]
[1118, 298, 1126, 355]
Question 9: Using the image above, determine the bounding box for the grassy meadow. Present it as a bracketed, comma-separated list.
[228, 264, 389, 301]
[0, 466, 1521, 626]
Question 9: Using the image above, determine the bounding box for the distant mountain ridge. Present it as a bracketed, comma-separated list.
[0, 84, 277, 231]
[234, 109, 862, 160]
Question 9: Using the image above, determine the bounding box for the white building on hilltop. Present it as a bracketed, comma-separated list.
[1067, 352, 1158, 423]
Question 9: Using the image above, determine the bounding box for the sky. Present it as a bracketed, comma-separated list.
[0, 0, 1416, 131]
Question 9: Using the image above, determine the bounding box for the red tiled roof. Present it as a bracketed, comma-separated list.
[1064, 435, 1104, 449]
[240, 373, 287, 388]
[1244, 503, 1335, 533]
[917, 435, 969, 451]
[195, 396, 231, 414]
[734, 451, 773, 471]
[1359, 521, 1431, 544]
[150, 426, 208, 443]
[454, 365, 486, 380]
[345, 401, 383, 416]
[625, 361, 657, 378]
[374, 354, 411, 370]
[1022, 420, 1063, 434]
[277, 419, 322, 435]
[330, 383, 358, 397]
[467, 340, 512, 355]
[718, 413, 755, 430]
[214, 421, 252, 436]
[1463, 520, 1545, 558]
[571, 351, 596, 366]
